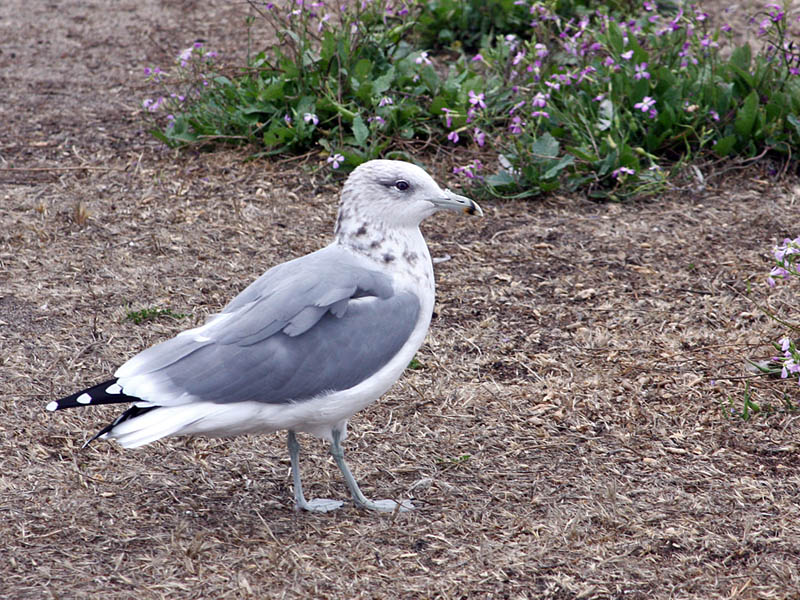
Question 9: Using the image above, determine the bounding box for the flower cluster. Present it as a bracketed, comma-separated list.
[767, 236, 800, 287]
[141, 41, 219, 122]
[773, 338, 800, 385]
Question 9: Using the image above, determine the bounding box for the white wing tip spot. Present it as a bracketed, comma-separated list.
[76, 393, 92, 404]
[46, 401, 58, 412]
[106, 383, 122, 395]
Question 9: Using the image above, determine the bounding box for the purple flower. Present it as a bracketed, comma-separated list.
[378, 96, 393, 107]
[453, 159, 483, 179]
[766, 3, 785, 22]
[326, 153, 345, 169]
[634, 63, 650, 80]
[621, 50, 634, 61]
[512, 51, 526, 65]
[369, 115, 386, 126]
[634, 96, 656, 114]
[531, 111, 549, 118]
[303, 113, 319, 125]
[534, 43, 548, 58]
[415, 51, 432, 65]
[441, 107, 454, 128]
[709, 110, 720, 121]
[447, 130, 459, 144]
[472, 53, 484, 62]
[509, 115, 524, 134]
[284, 114, 292, 125]
[142, 97, 165, 112]
[468, 90, 487, 109]
[509, 100, 526, 115]
[612, 166, 635, 178]
[532, 92, 547, 108]
[473, 127, 485, 147]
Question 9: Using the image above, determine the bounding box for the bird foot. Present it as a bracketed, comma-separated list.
[297, 498, 345, 513]
[357, 498, 415, 513]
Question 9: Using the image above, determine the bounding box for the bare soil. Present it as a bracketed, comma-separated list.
[1, 1, 799, 599]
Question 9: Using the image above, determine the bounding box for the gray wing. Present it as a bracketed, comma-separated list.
[114, 246, 421, 406]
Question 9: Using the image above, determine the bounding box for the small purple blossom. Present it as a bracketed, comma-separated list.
[634, 62, 650, 80]
[142, 97, 165, 112]
[468, 90, 487, 109]
[378, 96, 393, 107]
[509, 115, 525, 134]
[509, 100, 526, 115]
[284, 114, 292, 125]
[621, 50, 634, 61]
[441, 107, 454, 128]
[634, 96, 656, 116]
[612, 166, 635, 178]
[709, 110, 720, 121]
[531, 110, 549, 118]
[453, 159, 483, 179]
[473, 127, 486, 147]
[447, 130, 460, 144]
[532, 92, 547, 108]
[326, 153, 345, 169]
[415, 51, 432, 65]
[303, 113, 319, 125]
[471, 53, 484, 62]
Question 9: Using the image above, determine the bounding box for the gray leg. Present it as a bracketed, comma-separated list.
[330, 428, 414, 513]
[287, 431, 343, 513]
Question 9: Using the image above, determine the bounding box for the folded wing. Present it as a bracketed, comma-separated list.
[114, 246, 420, 407]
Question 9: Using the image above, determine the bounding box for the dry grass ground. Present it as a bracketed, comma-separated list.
[2, 1, 800, 599]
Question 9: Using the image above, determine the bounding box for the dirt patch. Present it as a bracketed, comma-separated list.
[2, 1, 799, 599]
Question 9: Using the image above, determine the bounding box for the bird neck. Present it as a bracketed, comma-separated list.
[335, 220, 433, 281]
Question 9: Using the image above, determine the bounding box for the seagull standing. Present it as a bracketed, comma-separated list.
[47, 159, 482, 512]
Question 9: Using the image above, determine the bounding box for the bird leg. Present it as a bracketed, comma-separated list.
[330, 428, 414, 513]
[287, 431, 343, 513]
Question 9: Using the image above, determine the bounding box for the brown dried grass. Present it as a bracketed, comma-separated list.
[2, 1, 800, 599]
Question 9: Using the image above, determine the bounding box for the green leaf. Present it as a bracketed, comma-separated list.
[420, 65, 440, 94]
[263, 125, 293, 148]
[735, 90, 759, 136]
[730, 44, 752, 72]
[543, 154, 575, 179]
[606, 21, 624, 55]
[352, 114, 369, 146]
[788, 114, 800, 137]
[353, 58, 373, 82]
[531, 133, 559, 159]
[713, 134, 736, 157]
[486, 170, 516, 188]
[372, 66, 395, 97]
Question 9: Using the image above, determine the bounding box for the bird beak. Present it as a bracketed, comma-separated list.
[431, 189, 484, 216]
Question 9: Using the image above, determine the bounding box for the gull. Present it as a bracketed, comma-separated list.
[47, 159, 482, 513]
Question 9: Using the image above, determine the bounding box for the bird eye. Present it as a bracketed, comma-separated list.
[394, 180, 410, 191]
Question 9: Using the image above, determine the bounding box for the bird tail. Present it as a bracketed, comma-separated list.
[46, 379, 141, 411]
[47, 378, 161, 448]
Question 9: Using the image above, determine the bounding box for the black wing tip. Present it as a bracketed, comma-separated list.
[47, 378, 142, 412]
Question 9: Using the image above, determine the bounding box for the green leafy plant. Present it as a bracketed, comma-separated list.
[450, 2, 800, 199]
[141, 1, 800, 199]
